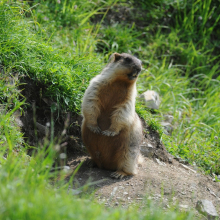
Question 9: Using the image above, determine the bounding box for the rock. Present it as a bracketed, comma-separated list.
[14, 110, 23, 127]
[116, 197, 126, 202]
[63, 165, 70, 171]
[160, 122, 173, 135]
[179, 204, 189, 210]
[217, 175, 220, 180]
[164, 204, 170, 208]
[163, 114, 174, 123]
[140, 90, 161, 109]
[154, 194, 161, 198]
[59, 153, 67, 159]
[196, 200, 219, 220]
[207, 187, 217, 198]
[50, 165, 70, 172]
[110, 187, 118, 196]
[155, 158, 166, 166]
[168, 157, 173, 163]
[71, 189, 82, 195]
[164, 188, 172, 195]
[140, 143, 154, 158]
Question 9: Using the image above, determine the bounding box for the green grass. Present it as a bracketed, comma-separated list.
[0, 1, 104, 112]
[0, 0, 220, 218]
[131, 0, 220, 173]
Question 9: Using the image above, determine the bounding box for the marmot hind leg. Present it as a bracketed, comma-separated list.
[111, 148, 140, 179]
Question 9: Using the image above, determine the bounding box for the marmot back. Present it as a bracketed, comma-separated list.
[81, 52, 143, 179]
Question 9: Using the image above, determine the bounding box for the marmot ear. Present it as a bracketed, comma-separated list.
[109, 53, 121, 62]
[114, 53, 121, 62]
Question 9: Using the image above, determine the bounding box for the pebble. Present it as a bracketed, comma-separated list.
[164, 204, 170, 208]
[164, 189, 171, 195]
[71, 189, 82, 195]
[116, 197, 125, 202]
[179, 204, 189, 210]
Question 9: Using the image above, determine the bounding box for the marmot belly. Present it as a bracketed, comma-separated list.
[82, 122, 129, 170]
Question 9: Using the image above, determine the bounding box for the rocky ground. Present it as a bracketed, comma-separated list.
[68, 154, 220, 219]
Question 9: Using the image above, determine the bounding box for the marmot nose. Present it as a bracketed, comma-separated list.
[135, 66, 141, 73]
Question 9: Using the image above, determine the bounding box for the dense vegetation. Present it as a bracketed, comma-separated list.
[0, 0, 219, 218]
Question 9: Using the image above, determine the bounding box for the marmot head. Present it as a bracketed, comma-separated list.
[107, 53, 142, 81]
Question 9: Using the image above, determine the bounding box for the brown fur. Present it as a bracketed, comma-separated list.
[81, 53, 143, 178]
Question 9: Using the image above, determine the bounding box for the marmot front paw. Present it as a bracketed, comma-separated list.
[102, 130, 119, 136]
[87, 125, 101, 134]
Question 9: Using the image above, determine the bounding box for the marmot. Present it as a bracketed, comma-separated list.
[81, 52, 143, 179]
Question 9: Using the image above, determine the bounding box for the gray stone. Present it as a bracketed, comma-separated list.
[140, 90, 161, 109]
[117, 197, 126, 202]
[59, 153, 67, 159]
[160, 122, 173, 135]
[196, 200, 219, 220]
[63, 166, 70, 172]
[155, 158, 166, 166]
[71, 189, 82, 195]
[179, 204, 189, 210]
[164, 188, 172, 195]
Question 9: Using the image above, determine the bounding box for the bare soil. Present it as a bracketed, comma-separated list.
[18, 77, 220, 218]
[68, 155, 220, 218]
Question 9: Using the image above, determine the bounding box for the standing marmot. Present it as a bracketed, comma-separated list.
[81, 52, 143, 179]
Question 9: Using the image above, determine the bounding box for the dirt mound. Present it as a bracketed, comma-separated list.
[68, 155, 220, 219]
[19, 76, 169, 161]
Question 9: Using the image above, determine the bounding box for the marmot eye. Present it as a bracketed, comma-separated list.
[125, 57, 132, 63]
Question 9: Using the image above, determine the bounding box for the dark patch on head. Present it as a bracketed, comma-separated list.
[124, 57, 132, 63]
[121, 53, 142, 80]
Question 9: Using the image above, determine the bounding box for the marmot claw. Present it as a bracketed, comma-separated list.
[102, 130, 118, 136]
[88, 125, 101, 134]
